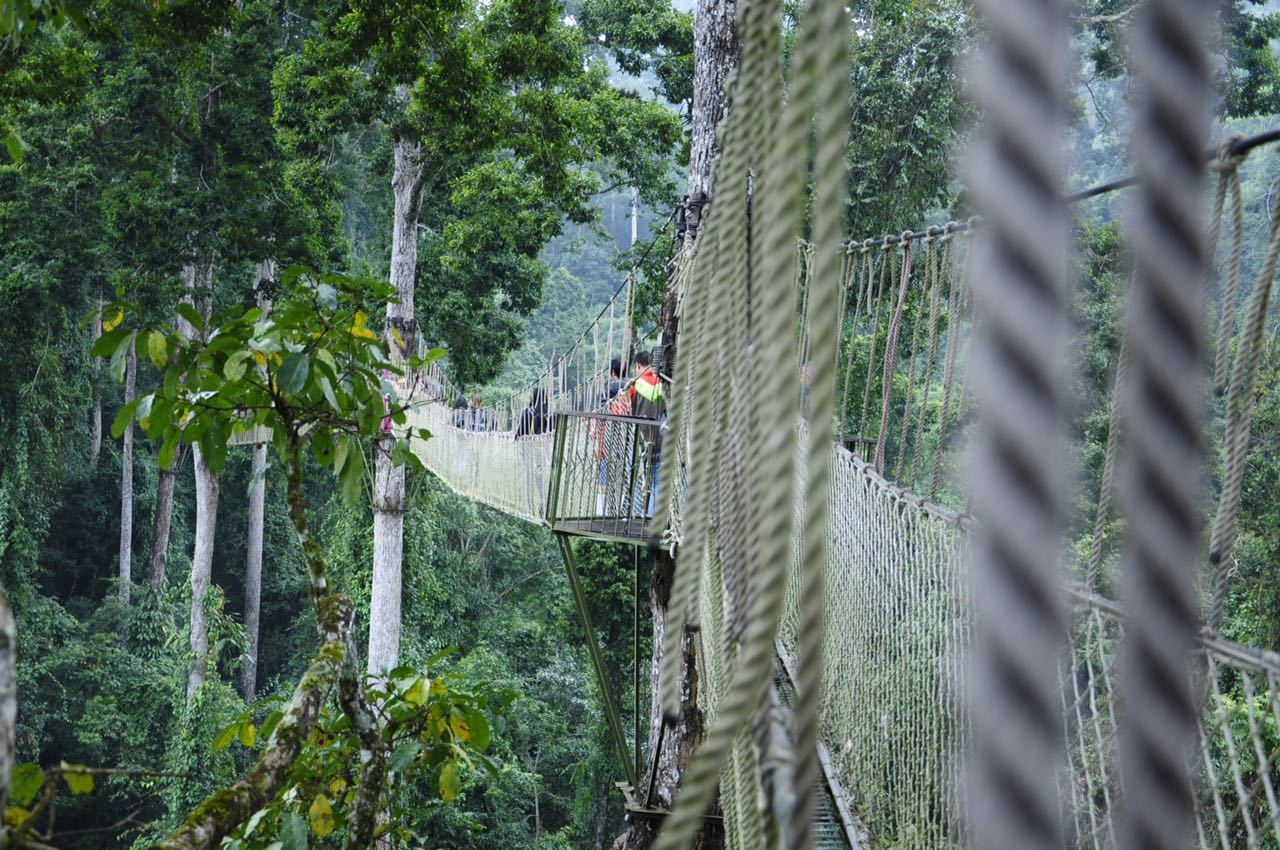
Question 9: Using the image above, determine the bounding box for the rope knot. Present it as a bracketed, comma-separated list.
[861, 238, 874, 253]
[881, 235, 895, 250]
[1212, 134, 1248, 172]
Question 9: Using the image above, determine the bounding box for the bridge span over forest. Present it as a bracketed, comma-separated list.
[402, 3, 1280, 850]
[10, 0, 1280, 848]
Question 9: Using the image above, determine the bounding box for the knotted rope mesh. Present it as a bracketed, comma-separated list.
[370, 0, 1280, 846]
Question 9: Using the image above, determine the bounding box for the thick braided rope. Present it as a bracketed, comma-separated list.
[1207, 173, 1280, 629]
[874, 236, 913, 472]
[788, 0, 850, 846]
[931, 230, 968, 498]
[895, 235, 934, 482]
[1117, 0, 1214, 847]
[1086, 286, 1132, 592]
[858, 244, 894, 447]
[840, 244, 874, 428]
[908, 232, 948, 489]
[964, 0, 1073, 847]
[657, 38, 763, 719]
[654, 0, 804, 843]
[1211, 142, 1247, 396]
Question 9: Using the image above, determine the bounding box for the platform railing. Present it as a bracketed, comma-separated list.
[546, 411, 664, 544]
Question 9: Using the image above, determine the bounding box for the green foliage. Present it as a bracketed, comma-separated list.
[95, 269, 437, 487]
[209, 658, 514, 849]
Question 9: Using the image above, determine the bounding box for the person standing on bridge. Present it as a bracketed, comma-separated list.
[515, 387, 550, 438]
[466, 393, 491, 432]
[629, 350, 665, 518]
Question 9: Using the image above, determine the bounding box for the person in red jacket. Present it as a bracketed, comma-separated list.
[629, 351, 665, 519]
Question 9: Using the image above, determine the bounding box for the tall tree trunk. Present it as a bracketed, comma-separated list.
[119, 343, 137, 606]
[184, 256, 219, 708]
[187, 445, 219, 707]
[368, 120, 424, 677]
[0, 587, 15, 816]
[243, 261, 273, 703]
[242, 443, 267, 702]
[90, 301, 103, 470]
[147, 447, 183, 594]
[624, 3, 738, 849]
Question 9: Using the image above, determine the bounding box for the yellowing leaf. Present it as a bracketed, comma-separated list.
[439, 761, 461, 802]
[252, 351, 268, 368]
[403, 678, 427, 707]
[349, 310, 378, 341]
[5, 806, 30, 827]
[329, 778, 347, 795]
[147, 332, 168, 369]
[309, 793, 335, 837]
[450, 713, 471, 742]
[60, 763, 93, 795]
[102, 308, 123, 332]
[238, 721, 256, 748]
[429, 679, 446, 696]
[389, 325, 404, 348]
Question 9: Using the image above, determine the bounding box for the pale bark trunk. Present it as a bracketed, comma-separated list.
[686, 0, 738, 201]
[0, 588, 14, 815]
[147, 451, 181, 594]
[242, 443, 267, 703]
[187, 445, 220, 707]
[90, 302, 103, 469]
[119, 343, 137, 606]
[242, 262, 274, 703]
[184, 255, 218, 708]
[368, 122, 424, 677]
[623, 3, 737, 848]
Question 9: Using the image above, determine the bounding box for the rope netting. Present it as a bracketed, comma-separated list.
[371, 0, 1280, 846]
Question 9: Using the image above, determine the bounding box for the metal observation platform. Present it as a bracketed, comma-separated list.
[546, 410, 665, 546]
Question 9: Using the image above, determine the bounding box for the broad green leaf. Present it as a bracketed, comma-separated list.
[439, 761, 461, 802]
[308, 793, 335, 837]
[332, 436, 349, 475]
[176, 302, 204, 333]
[158, 437, 177, 471]
[212, 721, 239, 752]
[339, 443, 364, 505]
[224, 350, 250, 381]
[60, 762, 93, 795]
[11, 763, 43, 806]
[90, 326, 131, 358]
[244, 808, 268, 837]
[238, 721, 256, 748]
[109, 333, 134, 383]
[259, 710, 283, 744]
[467, 708, 491, 753]
[389, 742, 419, 773]
[3, 125, 25, 164]
[280, 812, 308, 850]
[314, 346, 337, 372]
[147, 332, 168, 369]
[111, 400, 139, 439]
[316, 283, 337, 310]
[278, 353, 310, 395]
[319, 375, 339, 411]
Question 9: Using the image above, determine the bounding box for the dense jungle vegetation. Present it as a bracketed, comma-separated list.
[4, 0, 1280, 849]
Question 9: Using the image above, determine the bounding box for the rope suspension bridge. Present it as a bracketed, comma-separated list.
[236, 0, 1280, 846]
